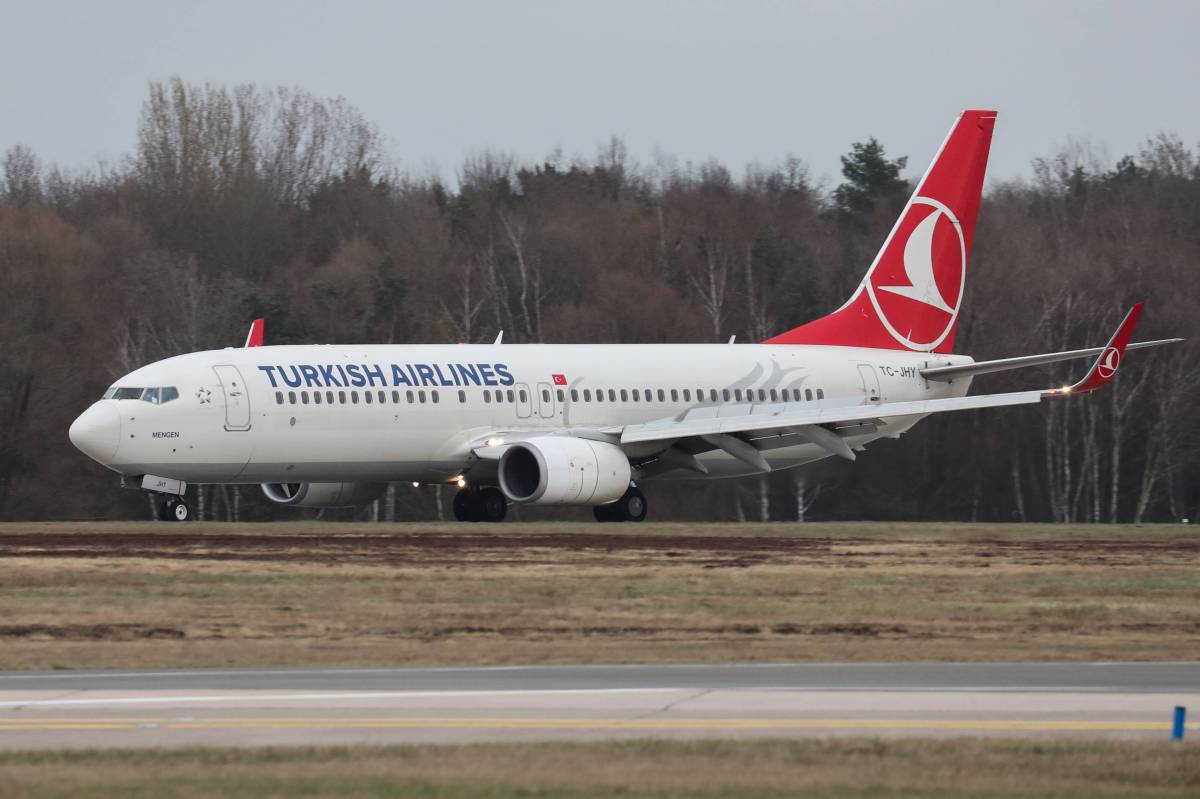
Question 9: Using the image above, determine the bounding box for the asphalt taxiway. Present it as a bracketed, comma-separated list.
[0, 662, 1195, 748]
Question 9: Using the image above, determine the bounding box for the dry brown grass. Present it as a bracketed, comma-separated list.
[0, 521, 1197, 669]
[2, 739, 1199, 798]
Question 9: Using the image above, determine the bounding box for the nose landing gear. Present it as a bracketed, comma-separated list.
[158, 496, 191, 522]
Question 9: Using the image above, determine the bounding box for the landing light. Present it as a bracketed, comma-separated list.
[1060, 385, 1072, 394]
[485, 436, 504, 447]
[411, 481, 420, 488]
[455, 476, 467, 488]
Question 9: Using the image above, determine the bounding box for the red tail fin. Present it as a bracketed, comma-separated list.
[765, 109, 996, 353]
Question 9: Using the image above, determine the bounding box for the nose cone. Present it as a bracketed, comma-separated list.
[69, 402, 121, 464]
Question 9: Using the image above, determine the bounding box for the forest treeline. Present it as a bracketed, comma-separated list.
[1, 78, 1196, 523]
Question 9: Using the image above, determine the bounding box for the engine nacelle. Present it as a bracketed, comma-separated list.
[498, 437, 631, 505]
[261, 482, 386, 508]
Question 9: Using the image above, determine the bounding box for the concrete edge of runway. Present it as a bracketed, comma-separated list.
[1, 662, 1195, 748]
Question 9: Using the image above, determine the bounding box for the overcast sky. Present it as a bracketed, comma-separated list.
[2, 0, 1196, 189]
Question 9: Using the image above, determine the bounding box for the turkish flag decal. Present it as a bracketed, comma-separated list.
[552, 373, 567, 385]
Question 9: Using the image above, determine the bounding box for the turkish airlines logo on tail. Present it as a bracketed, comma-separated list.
[866, 197, 966, 351]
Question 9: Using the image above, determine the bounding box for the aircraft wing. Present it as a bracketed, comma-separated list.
[599, 304, 1158, 473]
[922, 338, 1180, 382]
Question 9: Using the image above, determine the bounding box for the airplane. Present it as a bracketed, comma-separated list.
[68, 110, 1180, 522]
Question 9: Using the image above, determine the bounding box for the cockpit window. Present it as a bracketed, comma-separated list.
[104, 386, 180, 403]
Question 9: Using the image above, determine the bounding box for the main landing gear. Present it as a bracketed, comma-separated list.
[158, 496, 191, 522]
[593, 485, 647, 523]
[453, 486, 508, 523]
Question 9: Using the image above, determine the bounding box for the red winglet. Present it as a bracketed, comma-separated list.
[1048, 303, 1143, 396]
[244, 318, 265, 348]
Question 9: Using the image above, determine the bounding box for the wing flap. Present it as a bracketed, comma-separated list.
[618, 391, 1045, 446]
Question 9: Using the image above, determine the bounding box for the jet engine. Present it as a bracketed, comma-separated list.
[261, 482, 386, 508]
[498, 437, 631, 505]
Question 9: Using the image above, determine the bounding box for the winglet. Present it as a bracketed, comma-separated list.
[244, 318, 265, 348]
[1047, 303, 1143, 396]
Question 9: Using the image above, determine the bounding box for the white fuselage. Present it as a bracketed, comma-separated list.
[72, 343, 973, 485]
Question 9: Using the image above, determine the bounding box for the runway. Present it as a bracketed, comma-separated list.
[0, 663, 1195, 748]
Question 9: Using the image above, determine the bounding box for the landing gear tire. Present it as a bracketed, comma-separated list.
[161, 497, 190, 522]
[452, 487, 483, 522]
[594, 486, 647, 523]
[478, 487, 508, 523]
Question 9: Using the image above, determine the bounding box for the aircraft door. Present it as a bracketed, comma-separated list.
[213, 365, 252, 430]
[536, 382, 555, 418]
[515, 382, 532, 419]
[857, 364, 882, 403]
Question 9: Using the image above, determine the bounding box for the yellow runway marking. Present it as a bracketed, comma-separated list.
[0, 717, 1174, 732]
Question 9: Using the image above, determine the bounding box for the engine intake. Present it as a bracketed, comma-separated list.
[498, 437, 631, 505]
[261, 482, 386, 508]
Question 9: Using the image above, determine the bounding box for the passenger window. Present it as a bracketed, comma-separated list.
[519, 389, 527, 403]
[339, 391, 347, 404]
[378, 391, 385, 403]
[406, 390, 414, 403]
[793, 388, 802, 401]
[620, 389, 628, 402]
[770, 389, 778, 402]
[288, 391, 297, 404]
[596, 390, 604, 403]
[682, 389, 691, 401]
[418, 390, 426, 404]
[723, 389, 731, 401]
[556, 389, 564, 402]
[507, 389, 515, 403]
[644, 388, 652, 400]
[275, 391, 284, 405]
[351, 391, 359, 404]
[483, 391, 492, 404]
[542, 389, 550, 402]
[657, 389, 665, 402]
[670, 389, 678, 402]
[459, 390, 467, 403]
[805, 389, 813, 401]
[364, 391, 373, 404]
[313, 392, 322, 405]
[632, 389, 640, 402]
[817, 389, 825, 399]
[432, 391, 439, 403]
[710, 389, 718, 401]
[327, 391, 334, 404]
[584, 389, 591, 401]
[758, 389, 766, 401]
[734, 389, 743, 402]
[392, 390, 400, 403]
[301, 391, 310, 405]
